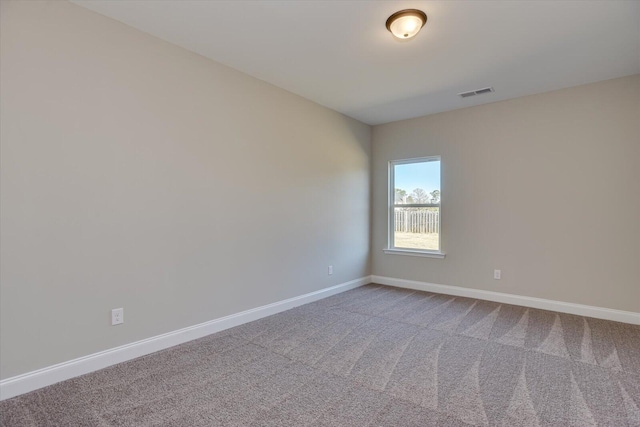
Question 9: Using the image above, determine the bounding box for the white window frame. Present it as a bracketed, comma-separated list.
[384, 156, 445, 259]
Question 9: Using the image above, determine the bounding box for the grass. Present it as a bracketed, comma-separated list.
[394, 232, 439, 251]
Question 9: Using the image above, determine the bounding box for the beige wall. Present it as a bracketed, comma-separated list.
[372, 75, 640, 313]
[2, 0, 638, 383]
[0, 1, 371, 379]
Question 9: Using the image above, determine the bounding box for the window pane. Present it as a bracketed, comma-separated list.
[393, 207, 440, 250]
[394, 161, 440, 205]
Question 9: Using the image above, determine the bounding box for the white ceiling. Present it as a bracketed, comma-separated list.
[72, 0, 640, 125]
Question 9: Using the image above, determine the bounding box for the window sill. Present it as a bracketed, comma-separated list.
[383, 248, 446, 259]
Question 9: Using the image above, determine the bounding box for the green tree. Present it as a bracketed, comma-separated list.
[395, 188, 407, 203]
[430, 190, 440, 204]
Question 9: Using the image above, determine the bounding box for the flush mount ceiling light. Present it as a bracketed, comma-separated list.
[386, 9, 427, 40]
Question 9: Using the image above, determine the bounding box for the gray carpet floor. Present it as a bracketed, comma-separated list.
[1, 284, 640, 426]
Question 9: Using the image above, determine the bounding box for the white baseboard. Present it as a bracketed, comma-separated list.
[0, 276, 370, 401]
[372, 275, 640, 325]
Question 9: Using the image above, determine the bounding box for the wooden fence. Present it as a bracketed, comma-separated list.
[395, 209, 439, 233]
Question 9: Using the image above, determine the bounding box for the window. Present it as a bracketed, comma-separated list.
[385, 157, 444, 258]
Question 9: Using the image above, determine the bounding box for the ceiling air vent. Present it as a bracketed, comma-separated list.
[459, 91, 476, 98]
[458, 87, 494, 98]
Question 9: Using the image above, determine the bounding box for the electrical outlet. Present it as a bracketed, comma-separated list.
[328, 265, 333, 275]
[111, 308, 124, 325]
[494, 269, 501, 280]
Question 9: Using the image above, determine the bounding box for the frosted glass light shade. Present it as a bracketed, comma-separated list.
[386, 9, 427, 40]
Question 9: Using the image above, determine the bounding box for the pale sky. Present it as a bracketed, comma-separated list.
[395, 160, 440, 194]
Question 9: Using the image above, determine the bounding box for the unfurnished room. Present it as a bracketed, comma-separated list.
[0, 1, 639, 426]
